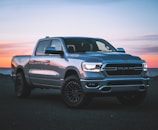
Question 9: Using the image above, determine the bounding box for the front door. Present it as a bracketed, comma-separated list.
[29, 39, 65, 88]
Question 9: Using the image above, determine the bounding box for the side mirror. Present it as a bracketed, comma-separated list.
[117, 48, 125, 53]
[45, 47, 64, 55]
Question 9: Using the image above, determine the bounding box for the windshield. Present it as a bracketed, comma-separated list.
[64, 37, 117, 53]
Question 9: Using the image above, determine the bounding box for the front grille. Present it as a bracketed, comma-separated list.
[105, 64, 142, 75]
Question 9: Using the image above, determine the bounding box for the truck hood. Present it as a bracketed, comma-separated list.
[69, 52, 143, 63]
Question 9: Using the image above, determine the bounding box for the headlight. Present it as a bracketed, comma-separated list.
[143, 63, 148, 71]
[82, 62, 102, 72]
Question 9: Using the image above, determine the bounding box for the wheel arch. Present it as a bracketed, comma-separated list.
[16, 66, 24, 74]
[15, 66, 33, 87]
[64, 69, 80, 79]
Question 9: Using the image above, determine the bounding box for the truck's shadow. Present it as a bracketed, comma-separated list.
[28, 90, 64, 107]
[25, 89, 142, 110]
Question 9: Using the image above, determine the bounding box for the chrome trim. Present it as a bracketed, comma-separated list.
[29, 69, 59, 76]
[80, 77, 149, 82]
[105, 66, 143, 71]
[99, 84, 146, 93]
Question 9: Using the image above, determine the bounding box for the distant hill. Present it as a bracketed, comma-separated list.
[0, 73, 10, 78]
[0, 68, 11, 75]
[148, 68, 158, 77]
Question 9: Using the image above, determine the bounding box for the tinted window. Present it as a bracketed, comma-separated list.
[64, 38, 116, 53]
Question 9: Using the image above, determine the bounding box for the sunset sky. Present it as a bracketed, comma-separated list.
[0, 0, 158, 68]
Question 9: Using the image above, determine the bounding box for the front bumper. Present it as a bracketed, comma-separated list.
[80, 77, 150, 94]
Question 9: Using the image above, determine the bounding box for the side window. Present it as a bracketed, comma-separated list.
[35, 40, 51, 56]
[50, 39, 62, 51]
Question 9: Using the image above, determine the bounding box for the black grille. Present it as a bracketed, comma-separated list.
[105, 64, 142, 75]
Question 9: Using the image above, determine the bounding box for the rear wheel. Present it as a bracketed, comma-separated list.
[117, 91, 147, 106]
[15, 72, 31, 98]
[61, 75, 91, 108]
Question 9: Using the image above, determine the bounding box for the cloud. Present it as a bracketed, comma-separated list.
[0, 41, 34, 52]
[127, 45, 158, 55]
[139, 46, 158, 53]
[0, 41, 34, 57]
[120, 34, 158, 41]
[137, 34, 158, 41]
[117, 34, 158, 55]
[0, 41, 34, 48]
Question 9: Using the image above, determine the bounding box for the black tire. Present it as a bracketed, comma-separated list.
[117, 91, 147, 106]
[61, 75, 91, 108]
[15, 72, 31, 98]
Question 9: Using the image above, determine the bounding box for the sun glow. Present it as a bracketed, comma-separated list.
[140, 54, 158, 68]
[0, 57, 11, 68]
[0, 41, 34, 68]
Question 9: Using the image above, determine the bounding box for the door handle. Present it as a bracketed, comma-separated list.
[29, 60, 50, 64]
[29, 60, 37, 64]
[43, 60, 50, 64]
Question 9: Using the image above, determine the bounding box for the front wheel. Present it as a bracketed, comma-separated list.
[15, 72, 31, 98]
[61, 75, 91, 108]
[117, 91, 147, 106]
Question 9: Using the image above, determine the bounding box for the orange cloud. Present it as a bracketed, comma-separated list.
[0, 40, 35, 67]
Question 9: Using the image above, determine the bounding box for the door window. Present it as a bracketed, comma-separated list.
[35, 40, 51, 56]
[50, 39, 62, 51]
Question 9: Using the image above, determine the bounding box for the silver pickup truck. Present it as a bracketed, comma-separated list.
[11, 36, 149, 108]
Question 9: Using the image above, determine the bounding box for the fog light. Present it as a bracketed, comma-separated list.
[101, 87, 111, 91]
[86, 82, 98, 87]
